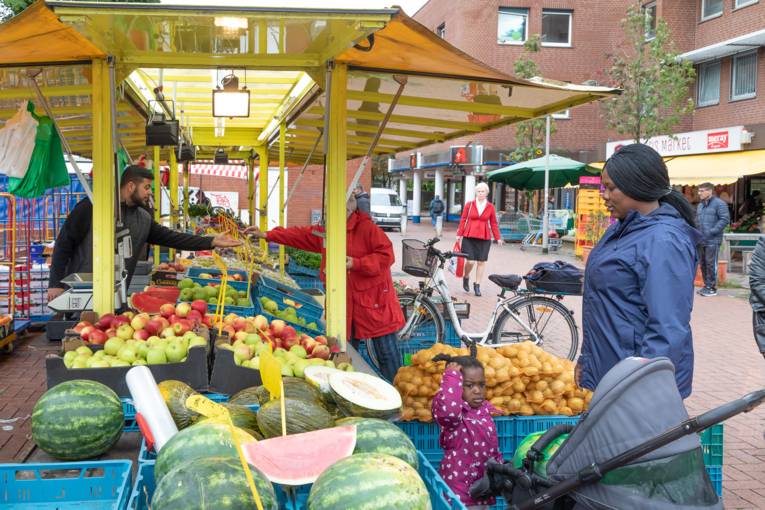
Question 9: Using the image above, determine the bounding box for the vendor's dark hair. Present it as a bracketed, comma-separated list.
[432, 354, 484, 372]
[121, 165, 154, 188]
[604, 143, 696, 228]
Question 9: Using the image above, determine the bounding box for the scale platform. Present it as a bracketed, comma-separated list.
[48, 273, 123, 313]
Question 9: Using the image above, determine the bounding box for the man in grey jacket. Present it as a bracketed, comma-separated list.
[696, 182, 730, 297]
[748, 236, 765, 358]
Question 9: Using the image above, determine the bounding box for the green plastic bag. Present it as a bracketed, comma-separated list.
[8, 102, 69, 198]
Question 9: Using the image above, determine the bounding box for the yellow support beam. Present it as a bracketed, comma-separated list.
[279, 121, 286, 275]
[91, 59, 115, 317]
[296, 119, 442, 141]
[257, 145, 269, 252]
[169, 150, 179, 260]
[121, 52, 321, 69]
[288, 128, 420, 150]
[248, 156, 255, 227]
[167, 86, 291, 96]
[153, 146, 161, 267]
[191, 127, 262, 147]
[0, 85, 91, 100]
[326, 62, 348, 350]
[144, 74, 300, 84]
[0, 103, 136, 120]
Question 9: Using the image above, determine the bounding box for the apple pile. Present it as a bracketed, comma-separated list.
[195, 271, 246, 282]
[156, 261, 186, 272]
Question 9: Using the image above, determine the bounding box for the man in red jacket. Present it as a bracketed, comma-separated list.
[245, 195, 405, 381]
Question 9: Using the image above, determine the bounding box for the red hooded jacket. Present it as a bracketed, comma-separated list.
[265, 212, 404, 339]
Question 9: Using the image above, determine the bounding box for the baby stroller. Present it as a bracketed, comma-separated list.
[470, 357, 765, 510]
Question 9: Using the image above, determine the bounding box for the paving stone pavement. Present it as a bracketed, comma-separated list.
[388, 221, 765, 509]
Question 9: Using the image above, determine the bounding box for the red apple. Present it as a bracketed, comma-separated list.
[122, 311, 135, 320]
[301, 336, 318, 354]
[104, 327, 117, 338]
[202, 315, 212, 328]
[191, 299, 208, 315]
[131, 314, 149, 331]
[161, 327, 176, 339]
[283, 336, 300, 349]
[156, 317, 170, 330]
[159, 303, 176, 319]
[223, 314, 237, 326]
[175, 302, 192, 318]
[222, 325, 236, 337]
[270, 319, 286, 337]
[133, 329, 150, 341]
[311, 344, 331, 360]
[187, 310, 202, 322]
[252, 315, 268, 331]
[144, 319, 163, 336]
[110, 315, 130, 329]
[232, 317, 247, 332]
[89, 329, 108, 345]
[281, 326, 298, 341]
[314, 335, 328, 346]
[79, 325, 94, 341]
[95, 313, 115, 330]
[172, 322, 188, 335]
[168, 314, 180, 325]
[73, 321, 92, 334]
[233, 331, 248, 342]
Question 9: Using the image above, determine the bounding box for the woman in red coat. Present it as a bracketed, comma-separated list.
[245, 195, 405, 381]
[456, 182, 503, 296]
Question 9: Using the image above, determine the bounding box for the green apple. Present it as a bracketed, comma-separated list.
[75, 346, 93, 357]
[63, 351, 77, 365]
[189, 336, 207, 349]
[182, 331, 197, 342]
[92, 350, 106, 359]
[218, 343, 234, 351]
[89, 358, 110, 368]
[132, 359, 148, 366]
[280, 364, 294, 377]
[117, 346, 137, 364]
[249, 357, 261, 370]
[324, 360, 335, 368]
[72, 356, 89, 369]
[292, 359, 309, 378]
[244, 334, 261, 346]
[273, 348, 287, 358]
[104, 337, 124, 356]
[337, 362, 355, 372]
[110, 359, 131, 367]
[146, 348, 167, 364]
[165, 341, 187, 363]
[289, 345, 308, 359]
[136, 342, 150, 359]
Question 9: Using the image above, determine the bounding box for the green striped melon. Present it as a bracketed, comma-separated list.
[228, 386, 262, 406]
[199, 404, 263, 440]
[158, 380, 200, 429]
[152, 456, 278, 510]
[329, 371, 402, 420]
[336, 417, 418, 469]
[307, 453, 431, 510]
[31, 380, 123, 460]
[256, 397, 334, 438]
[155, 421, 255, 483]
[251, 378, 325, 406]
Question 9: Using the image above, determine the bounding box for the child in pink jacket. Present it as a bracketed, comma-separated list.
[432, 355, 503, 509]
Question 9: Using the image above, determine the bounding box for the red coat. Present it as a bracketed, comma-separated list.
[265, 212, 404, 339]
[457, 200, 501, 241]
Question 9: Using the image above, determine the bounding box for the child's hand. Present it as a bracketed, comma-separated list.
[446, 362, 462, 372]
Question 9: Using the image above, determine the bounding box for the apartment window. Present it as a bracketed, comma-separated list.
[436, 22, 446, 39]
[644, 2, 657, 40]
[731, 51, 757, 100]
[697, 60, 721, 106]
[497, 7, 528, 44]
[541, 10, 572, 46]
[734, 0, 758, 8]
[701, 0, 723, 20]
[552, 109, 571, 119]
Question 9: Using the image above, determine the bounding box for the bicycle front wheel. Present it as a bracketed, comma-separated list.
[492, 296, 578, 360]
[397, 292, 445, 344]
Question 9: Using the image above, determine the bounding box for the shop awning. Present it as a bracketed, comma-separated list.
[592, 149, 765, 185]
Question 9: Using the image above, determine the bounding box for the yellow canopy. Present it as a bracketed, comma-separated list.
[593, 150, 765, 185]
[0, 1, 105, 64]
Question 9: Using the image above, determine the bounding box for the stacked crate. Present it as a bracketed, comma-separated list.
[574, 188, 610, 256]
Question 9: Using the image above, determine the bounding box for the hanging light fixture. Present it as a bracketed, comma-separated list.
[214, 148, 229, 165]
[212, 72, 250, 118]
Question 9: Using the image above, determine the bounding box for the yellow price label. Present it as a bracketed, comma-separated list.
[185, 395, 229, 419]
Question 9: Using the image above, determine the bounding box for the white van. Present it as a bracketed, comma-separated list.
[369, 187, 403, 230]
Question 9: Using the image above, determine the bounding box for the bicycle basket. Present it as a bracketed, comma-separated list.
[402, 239, 437, 278]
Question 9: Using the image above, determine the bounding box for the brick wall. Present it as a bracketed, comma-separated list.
[692, 0, 765, 48]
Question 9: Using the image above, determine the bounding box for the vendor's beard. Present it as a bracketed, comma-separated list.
[131, 190, 150, 209]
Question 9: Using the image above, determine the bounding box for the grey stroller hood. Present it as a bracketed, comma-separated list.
[546, 357, 722, 510]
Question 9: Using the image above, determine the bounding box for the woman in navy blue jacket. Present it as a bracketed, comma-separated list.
[578, 144, 701, 398]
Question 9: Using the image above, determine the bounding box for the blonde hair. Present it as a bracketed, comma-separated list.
[475, 182, 490, 194]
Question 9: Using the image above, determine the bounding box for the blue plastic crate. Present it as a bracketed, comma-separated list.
[706, 465, 722, 497]
[700, 424, 724, 467]
[256, 277, 324, 318]
[187, 266, 250, 282]
[292, 275, 325, 291]
[254, 300, 326, 336]
[128, 462, 154, 510]
[0, 460, 132, 510]
[286, 259, 319, 277]
[123, 393, 230, 433]
[418, 452, 466, 510]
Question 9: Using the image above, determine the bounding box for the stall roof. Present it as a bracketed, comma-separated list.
[0, 2, 620, 163]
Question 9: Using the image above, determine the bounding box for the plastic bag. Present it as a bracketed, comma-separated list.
[447, 241, 465, 278]
[0, 101, 38, 179]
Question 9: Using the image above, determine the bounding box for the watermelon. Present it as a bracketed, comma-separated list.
[152, 456, 278, 510]
[199, 404, 263, 439]
[307, 453, 431, 510]
[244, 425, 357, 486]
[336, 417, 418, 469]
[31, 380, 123, 460]
[158, 380, 200, 429]
[329, 371, 402, 420]
[143, 286, 181, 302]
[129, 291, 168, 314]
[252, 378, 324, 406]
[256, 397, 334, 438]
[155, 421, 255, 483]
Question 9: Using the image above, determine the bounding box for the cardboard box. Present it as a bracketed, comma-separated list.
[47, 326, 211, 397]
[151, 270, 184, 287]
[208, 345, 262, 395]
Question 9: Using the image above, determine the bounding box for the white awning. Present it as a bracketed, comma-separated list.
[679, 29, 765, 63]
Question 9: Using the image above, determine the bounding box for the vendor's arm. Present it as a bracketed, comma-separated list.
[749, 239, 765, 306]
[49, 199, 92, 291]
[348, 227, 394, 277]
[148, 221, 240, 251]
[432, 366, 466, 429]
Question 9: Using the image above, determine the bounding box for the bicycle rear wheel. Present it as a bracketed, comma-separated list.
[397, 292, 445, 343]
[491, 296, 578, 360]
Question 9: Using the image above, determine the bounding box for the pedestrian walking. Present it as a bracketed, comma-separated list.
[577, 143, 700, 399]
[429, 195, 445, 226]
[747, 235, 765, 359]
[696, 182, 730, 297]
[456, 182, 503, 297]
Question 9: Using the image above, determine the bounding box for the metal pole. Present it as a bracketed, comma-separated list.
[279, 121, 286, 275]
[153, 146, 161, 266]
[542, 115, 551, 253]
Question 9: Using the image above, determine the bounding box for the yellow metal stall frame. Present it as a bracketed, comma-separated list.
[279, 121, 286, 275]
[153, 145, 161, 267]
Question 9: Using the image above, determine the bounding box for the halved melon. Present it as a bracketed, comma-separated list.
[328, 371, 402, 420]
[243, 425, 357, 486]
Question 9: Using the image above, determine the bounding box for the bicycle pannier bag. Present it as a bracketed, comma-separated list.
[525, 260, 583, 295]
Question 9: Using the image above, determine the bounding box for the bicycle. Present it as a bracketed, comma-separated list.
[393, 238, 580, 361]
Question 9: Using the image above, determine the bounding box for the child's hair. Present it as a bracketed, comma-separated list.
[432, 354, 484, 372]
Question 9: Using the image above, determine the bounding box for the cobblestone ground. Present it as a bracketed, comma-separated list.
[1, 220, 763, 507]
[389, 220, 765, 509]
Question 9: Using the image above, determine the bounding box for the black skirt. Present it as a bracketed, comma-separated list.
[461, 237, 492, 262]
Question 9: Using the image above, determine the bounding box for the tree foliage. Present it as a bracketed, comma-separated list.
[601, 3, 696, 143]
[1, 0, 158, 21]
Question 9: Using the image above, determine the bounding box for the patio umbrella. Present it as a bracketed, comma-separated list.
[486, 154, 599, 190]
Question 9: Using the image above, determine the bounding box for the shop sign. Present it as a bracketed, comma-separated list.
[606, 126, 747, 158]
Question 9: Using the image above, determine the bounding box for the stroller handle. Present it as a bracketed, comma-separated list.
[693, 388, 765, 431]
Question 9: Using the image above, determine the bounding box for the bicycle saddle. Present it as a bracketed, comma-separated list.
[488, 274, 523, 290]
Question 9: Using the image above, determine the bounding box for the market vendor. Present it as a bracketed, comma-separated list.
[245, 194, 405, 381]
[47, 165, 241, 301]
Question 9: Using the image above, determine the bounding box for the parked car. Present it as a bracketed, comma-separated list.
[370, 187, 403, 230]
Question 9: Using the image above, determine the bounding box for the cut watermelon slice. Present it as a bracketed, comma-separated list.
[129, 292, 170, 314]
[243, 425, 356, 486]
[143, 286, 181, 302]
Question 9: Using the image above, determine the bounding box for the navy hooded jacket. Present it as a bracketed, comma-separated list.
[578, 203, 701, 398]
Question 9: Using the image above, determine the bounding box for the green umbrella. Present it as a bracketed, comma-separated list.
[486, 154, 599, 190]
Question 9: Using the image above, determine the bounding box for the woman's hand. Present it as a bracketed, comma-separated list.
[243, 226, 266, 239]
[212, 233, 243, 248]
[496, 239, 504, 246]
